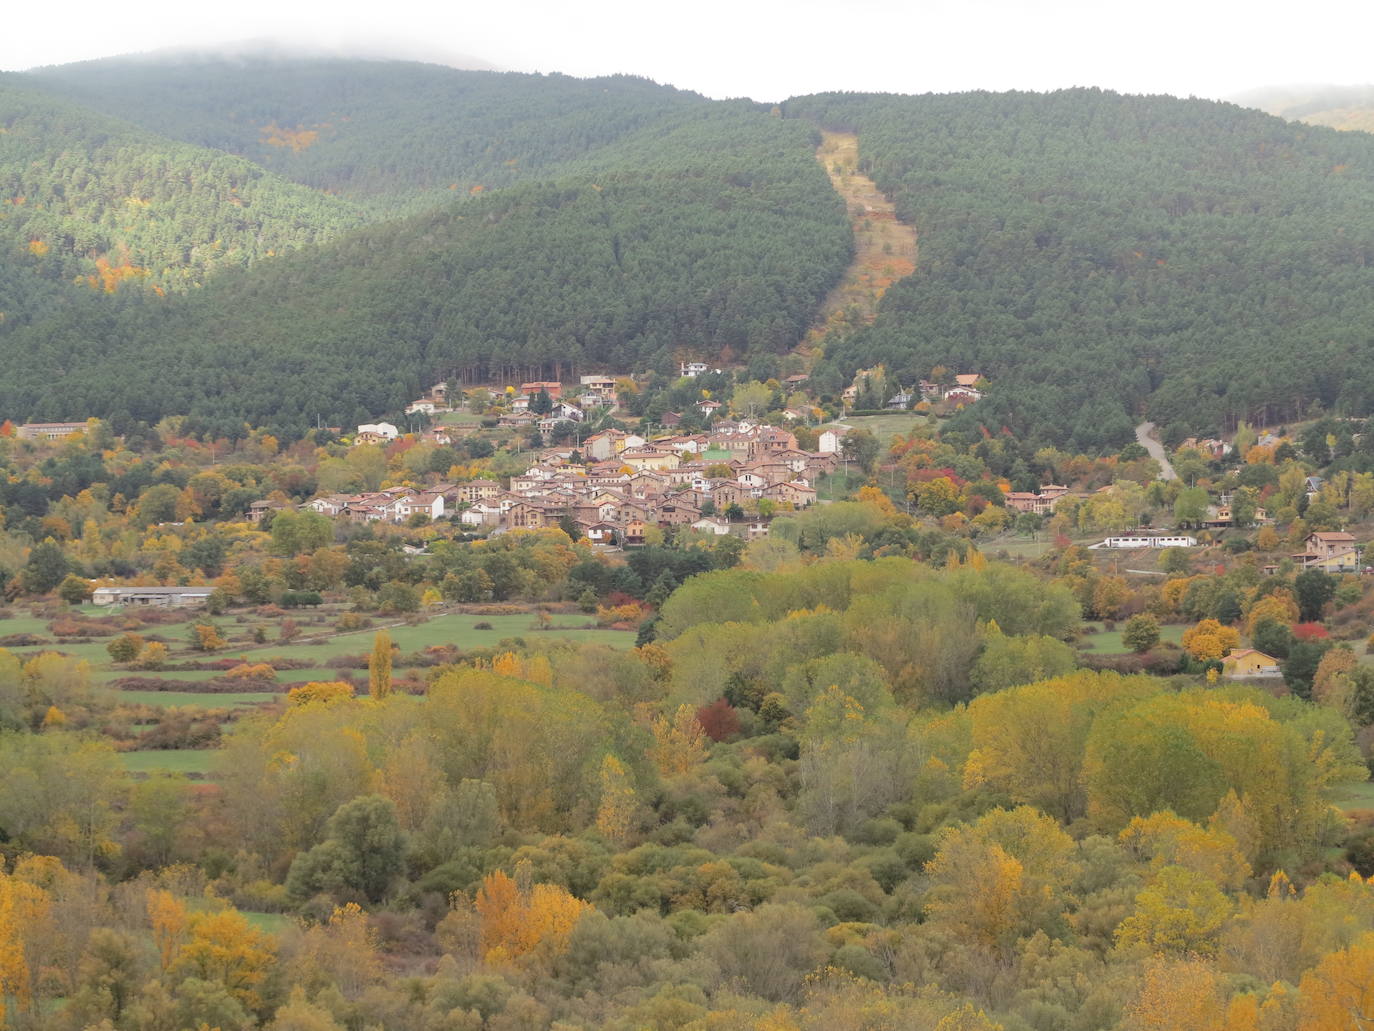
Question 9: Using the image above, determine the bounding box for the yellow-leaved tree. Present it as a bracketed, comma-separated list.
[473, 867, 591, 967]
[368, 629, 392, 699]
[0, 868, 51, 1028]
[649, 704, 707, 776]
[1297, 932, 1374, 1030]
[170, 908, 276, 1014]
[594, 755, 639, 846]
[924, 806, 1078, 955]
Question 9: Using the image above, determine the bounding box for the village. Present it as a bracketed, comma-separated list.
[247, 365, 994, 547]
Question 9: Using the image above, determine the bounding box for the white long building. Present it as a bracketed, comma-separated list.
[1091, 535, 1197, 550]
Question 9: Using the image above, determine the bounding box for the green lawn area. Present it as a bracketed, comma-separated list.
[4, 638, 122, 662]
[255, 612, 632, 663]
[435, 411, 484, 426]
[114, 690, 278, 709]
[1079, 624, 1186, 654]
[119, 749, 218, 775]
[826, 413, 928, 446]
[1332, 780, 1374, 813]
[986, 536, 1057, 560]
[815, 469, 866, 502]
[242, 911, 296, 934]
[0, 614, 61, 638]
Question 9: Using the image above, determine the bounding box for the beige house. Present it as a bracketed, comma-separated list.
[1224, 649, 1281, 678]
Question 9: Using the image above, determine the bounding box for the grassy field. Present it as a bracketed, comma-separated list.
[985, 536, 1057, 560]
[242, 911, 296, 934]
[114, 690, 279, 708]
[435, 411, 484, 427]
[1332, 780, 1374, 813]
[815, 469, 867, 502]
[253, 612, 632, 664]
[1079, 624, 1186, 654]
[826, 413, 928, 446]
[119, 749, 218, 775]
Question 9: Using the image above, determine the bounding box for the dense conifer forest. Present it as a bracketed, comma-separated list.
[6, 59, 1374, 443]
[786, 89, 1374, 449]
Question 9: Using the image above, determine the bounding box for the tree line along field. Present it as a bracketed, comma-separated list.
[0, 599, 634, 778]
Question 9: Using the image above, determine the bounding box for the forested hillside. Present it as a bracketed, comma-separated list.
[0, 75, 367, 309]
[11, 62, 1374, 449]
[0, 105, 851, 436]
[786, 89, 1374, 449]
[23, 57, 709, 212]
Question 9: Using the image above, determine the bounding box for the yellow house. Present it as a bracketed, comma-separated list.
[621, 448, 680, 472]
[1223, 649, 1281, 679]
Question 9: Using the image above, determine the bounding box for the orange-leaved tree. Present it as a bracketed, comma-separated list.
[473, 867, 591, 967]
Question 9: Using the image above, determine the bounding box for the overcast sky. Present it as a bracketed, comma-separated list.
[4, 0, 1372, 102]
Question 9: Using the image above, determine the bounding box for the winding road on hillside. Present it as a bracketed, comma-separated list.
[1135, 422, 1177, 480]
[799, 131, 918, 355]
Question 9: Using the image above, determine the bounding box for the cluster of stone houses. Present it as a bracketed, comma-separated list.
[286, 421, 838, 543]
[842, 370, 985, 409]
[297, 486, 448, 524]
[457, 422, 835, 544]
[1003, 484, 1071, 516]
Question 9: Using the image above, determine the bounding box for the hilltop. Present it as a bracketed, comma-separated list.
[1233, 83, 1374, 132]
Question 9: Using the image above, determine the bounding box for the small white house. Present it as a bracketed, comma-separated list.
[818, 428, 845, 455]
[691, 517, 731, 535]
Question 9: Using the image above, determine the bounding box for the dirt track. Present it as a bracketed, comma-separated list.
[800, 131, 918, 356]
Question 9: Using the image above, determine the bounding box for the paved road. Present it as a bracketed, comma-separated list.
[1135, 422, 1177, 480]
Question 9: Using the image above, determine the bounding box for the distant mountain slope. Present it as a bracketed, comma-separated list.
[1232, 84, 1374, 132]
[22, 57, 708, 213]
[786, 88, 1374, 449]
[0, 105, 851, 436]
[0, 74, 366, 312]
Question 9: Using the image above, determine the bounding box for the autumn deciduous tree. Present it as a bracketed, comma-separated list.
[0, 869, 49, 1027]
[473, 868, 591, 966]
[924, 806, 1077, 953]
[1121, 955, 1227, 1031]
[290, 903, 382, 1001]
[170, 907, 276, 1014]
[1297, 932, 1374, 1030]
[696, 698, 740, 741]
[1246, 591, 1299, 635]
[287, 681, 355, 707]
[368, 629, 392, 699]
[1114, 865, 1233, 955]
[1182, 619, 1240, 662]
[1118, 811, 1250, 890]
[146, 888, 188, 973]
[191, 623, 227, 652]
[967, 671, 1155, 821]
[106, 632, 144, 663]
[649, 704, 708, 775]
[137, 641, 168, 669]
[594, 755, 639, 846]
